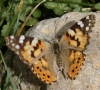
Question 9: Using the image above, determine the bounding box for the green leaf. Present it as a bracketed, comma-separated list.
[45, 2, 70, 15]
[26, 18, 38, 26]
[19, 5, 32, 21]
[70, 4, 79, 8]
[73, 5, 82, 11]
[32, 9, 41, 18]
[94, 3, 100, 10]
[1, 11, 9, 18]
[0, 19, 4, 27]
[63, 6, 72, 11]
[53, 8, 64, 16]
[61, 0, 82, 3]
[57, 3, 67, 10]
[24, 0, 34, 4]
[0, 37, 4, 48]
[44, 2, 58, 9]
[1, 22, 10, 36]
[53, 3, 68, 15]
[14, 4, 20, 14]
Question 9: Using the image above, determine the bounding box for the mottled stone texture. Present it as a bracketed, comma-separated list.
[6, 12, 100, 90]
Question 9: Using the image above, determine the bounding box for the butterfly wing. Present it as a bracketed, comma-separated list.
[60, 14, 95, 79]
[31, 53, 58, 84]
[68, 50, 85, 79]
[6, 35, 57, 84]
[6, 35, 49, 64]
[60, 14, 95, 50]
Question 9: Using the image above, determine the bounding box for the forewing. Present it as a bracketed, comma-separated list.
[6, 35, 49, 64]
[60, 14, 95, 50]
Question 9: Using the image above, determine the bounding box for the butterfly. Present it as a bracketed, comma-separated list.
[5, 14, 95, 85]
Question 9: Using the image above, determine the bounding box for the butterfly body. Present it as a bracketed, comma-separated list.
[6, 14, 95, 84]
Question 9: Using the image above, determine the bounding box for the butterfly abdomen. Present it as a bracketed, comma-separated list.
[55, 56, 64, 72]
[52, 41, 64, 71]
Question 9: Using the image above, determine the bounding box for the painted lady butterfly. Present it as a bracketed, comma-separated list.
[6, 14, 95, 85]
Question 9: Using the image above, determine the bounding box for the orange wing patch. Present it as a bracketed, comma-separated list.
[31, 57, 57, 84]
[66, 29, 88, 49]
[68, 50, 85, 79]
[21, 40, 43, 63]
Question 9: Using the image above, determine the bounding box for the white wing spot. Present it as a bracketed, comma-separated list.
[15, 45, 20, 49]
[86, 16, 89, 19]
[89, 20, 91, 22]
[31, 38, 38, 46]
[86, 27, 89, 31]
[12, 43, 15, 46]
[19, 35, 25, 44]
[10, 40, 13, 43]
[19, 35, 25, 40]
[89, 23, 91, 26]
[80, 23, 84, 27]
[10, 36, 14, 39]
[68, 29, 75, 36]
[77, 21, 82, 25]
[77, 21, 84, 27]
[19, 40, 23, 43]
